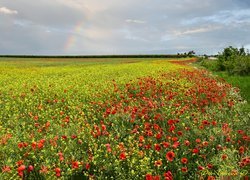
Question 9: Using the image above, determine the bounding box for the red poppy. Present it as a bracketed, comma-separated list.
[198, 165, 205, 170]
[221, 154, 227, 160]
[163, 171, 173, 180]
[72, 161, 79, 169]
[2, 166, 11, 173]
[28, 165, 34, 172]
[55, 167, 61, 177]
[17, 165, 26, 177]
[166, 151, 175, 162]
[154, 175, 160, 180]
[154, 144, 161, 152]
[162, 142, 170, 148]
[207, 176, 216, 180]
[195, 139, 201, 143]
[119, 152, 126, 160]
[207, 163, 213, 169]
[17, 165, 25, 172]
[172, 141, 180, 149]
[192, 148, 199, 154]
[181, 157, 188, 164]
[85, 163, 90, 170]
[181, 167, 188, 173]
[184, 140, 190, 146]
[145, 173, 153, 180]
[239, 146, 244, 154]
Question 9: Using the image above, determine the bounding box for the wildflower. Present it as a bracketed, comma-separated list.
[192, 148, 199, 154]
[207, 163, 213, 169]
[55, 167, 61, 177]
[207, 176, 216, 180]
[239, 146, 244, 154]
[40, 165, 48, 174]
[172, 141, 180, 149]
[28, 165, 34, 172]
[2, 166, 11, 173]
[119, 152, 126, 160]
[145, 173, 153, 180]
[198, 165, 205, 170]
[181, 167, 188, 173]
[222, 154, 227, 160]
[72, 161, 79, 169]
[181, 157, 188, 164]
[17, 165, 25, 177]
[154, 160, 162, 167]
[164, 171, 173, 180]
[184, 140, 190, 146]
[85, 163, 90, 170]
[154, 144, 161, 152]
[17, 165, 25, 172]
[166, 151, 175, 162]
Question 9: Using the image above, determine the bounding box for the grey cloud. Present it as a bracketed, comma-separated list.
[0, 0, 249, 55]
[0, 6, 18, 15]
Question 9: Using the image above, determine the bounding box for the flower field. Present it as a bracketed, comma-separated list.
[0, 58, 249, 179]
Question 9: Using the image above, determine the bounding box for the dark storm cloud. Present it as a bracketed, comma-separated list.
[0, 0, 249, 55]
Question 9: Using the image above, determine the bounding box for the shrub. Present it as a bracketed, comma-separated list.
[201, 46, 250, 76]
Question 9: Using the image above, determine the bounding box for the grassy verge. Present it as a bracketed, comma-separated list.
[214, 72, 250, 110]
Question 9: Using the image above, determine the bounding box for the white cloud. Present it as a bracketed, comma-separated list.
[125, 19, 146, 24]
[0, 0, 250, 55]
[174, 25, 221, 36]
[0, 7, 18, 15]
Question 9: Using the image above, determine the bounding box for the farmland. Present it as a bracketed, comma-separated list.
[0, 57, 249, 179]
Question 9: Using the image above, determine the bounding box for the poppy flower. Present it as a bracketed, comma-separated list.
[181, 167, 188, 173]
[207, 176, 216, 180]
[239, 146, 244, 154]
[163, 171, 173, 180]
[145, 173, 153, 180]
[166, 151, 175, 162]
[154, 144, 161, 152]
[17, 165, 25, 172]
[72, 161, 79, 169]
[2, 166, 11, 173]
[119, 152, 126, 160]
[154, 160, 162, 167]
[221, 154, 227, 160]
[55, 167, 61, 177]
[192, 148, 199, 154]
[198, 165, 205, 171]
[181, 158, 188, 164]
[28, 165, 34, 172]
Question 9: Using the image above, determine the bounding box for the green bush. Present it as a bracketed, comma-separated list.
[231, 56, 250, 75]
[201, 46, 250, 76]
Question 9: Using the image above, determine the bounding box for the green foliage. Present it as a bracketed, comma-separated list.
[199, 58, 218, 71]
[217, 46, 250, 75]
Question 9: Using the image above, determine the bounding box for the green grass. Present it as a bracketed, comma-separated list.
[214, 72, 250, 109]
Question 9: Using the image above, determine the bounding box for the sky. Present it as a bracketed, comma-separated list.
[0, 0, 250, 55]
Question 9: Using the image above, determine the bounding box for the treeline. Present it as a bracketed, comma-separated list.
[199, 46, 250, 75]
[0, 54, 193, 59]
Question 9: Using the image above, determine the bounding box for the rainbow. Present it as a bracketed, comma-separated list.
[64, 21, 84, 52]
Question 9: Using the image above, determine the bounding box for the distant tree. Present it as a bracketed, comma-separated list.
[203, 54, 208, 59]
[187, 50, 195, 57]
[239, 46, 246, 56]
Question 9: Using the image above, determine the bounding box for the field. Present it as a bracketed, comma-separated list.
[0, 57, 249, 179]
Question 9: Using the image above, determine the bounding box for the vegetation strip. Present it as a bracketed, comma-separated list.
[0, 58, 249, 179]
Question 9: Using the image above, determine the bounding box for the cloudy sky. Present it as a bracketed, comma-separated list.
[0, 0, 250, 55]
